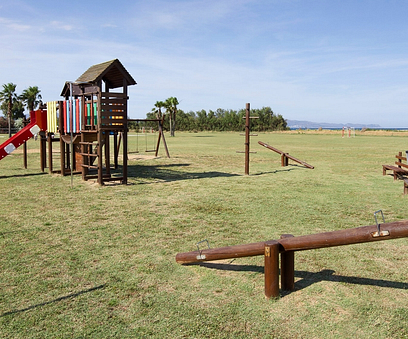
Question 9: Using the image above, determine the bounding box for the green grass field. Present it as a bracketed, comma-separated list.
[1, 130, 408, 338]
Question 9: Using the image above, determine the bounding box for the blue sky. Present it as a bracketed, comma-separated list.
[0, 0, 407, 127]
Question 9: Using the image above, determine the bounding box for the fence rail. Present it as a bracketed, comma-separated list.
[0, 128, 19, 135]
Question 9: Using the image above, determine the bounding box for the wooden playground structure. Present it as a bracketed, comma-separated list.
[19, 59, 139, 185]
[176, 212, 408, 298]
[16, 59, 169, 185]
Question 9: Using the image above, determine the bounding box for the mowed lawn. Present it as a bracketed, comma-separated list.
[1, 130, 408, 338]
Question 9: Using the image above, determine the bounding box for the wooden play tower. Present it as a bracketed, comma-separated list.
[59, 59, 136, 185]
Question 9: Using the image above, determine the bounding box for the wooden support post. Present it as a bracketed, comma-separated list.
[40, 132, 46, 172]
[280, 234, 295, 291]
[97, 91, 103, 185]
[58, 101, 66, 176]
[154, 117, 170, 158]
[245, 103, 250, 175]
[66, 143, 70, 174]
[122, 78, 128, 185]
[113, 132, 118, 169]
[238, 113, 258, 165]
[47, 133, 53, 174]
[22, 118, 28, 169]
[23, 141, 27, 169]
[123, 128, 128, 184]
[105, 133, 110, 176]
[117, 132, 122, 159]
[60, 137, 65, 175]
[155, 120, 161, 157]
[264, 240, 280, 298]
[161, 118, 170, 158]
[97, 132, 103, 185]
[81, 138, 88, 182]
[281, 154, 288, 167]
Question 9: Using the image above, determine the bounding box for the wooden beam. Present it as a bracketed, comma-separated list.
[175, 220, 408, 264]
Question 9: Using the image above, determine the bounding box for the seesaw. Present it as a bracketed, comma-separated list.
[176, 214, 408, 298]
[258, 141, 314, 169]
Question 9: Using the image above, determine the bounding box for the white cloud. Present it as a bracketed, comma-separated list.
[0, 17, 31, 32]
[127, 0, 250, 34]
[7, 23, 30, 31]
[102, 23, 117, 29]
[50, 21, 74, 31]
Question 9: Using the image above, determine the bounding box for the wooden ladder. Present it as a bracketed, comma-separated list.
[80, 130, 99, 181]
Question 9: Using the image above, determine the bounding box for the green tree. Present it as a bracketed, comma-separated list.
[177, 110, 196, 131]
[0, 83, 18, 137]
[0, 116, 7, 129]
[21, 86, 42, 112]
[164, 97, 179, 137]
[153, 100, 166, 119]
[14, 99, 25, 119]
[207, 110, 217, 131]
[196, 110, 207, 131]
[1, 99, 24, 121]
[145, 104, 289, 132]
[272, 113, 288, 130]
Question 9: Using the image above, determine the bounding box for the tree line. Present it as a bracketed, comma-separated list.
[140, 101, 288, 133]
[0, 86, 288, 136]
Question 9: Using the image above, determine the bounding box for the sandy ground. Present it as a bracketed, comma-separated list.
[126, 153, 158, 161]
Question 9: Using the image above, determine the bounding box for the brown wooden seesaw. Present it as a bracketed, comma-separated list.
[176, 216, 408, 298]
[258, 141, 314, 169]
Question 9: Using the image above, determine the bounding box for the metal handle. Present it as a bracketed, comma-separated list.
[196, 239, 210, 260]
[373, 210, 389, 237]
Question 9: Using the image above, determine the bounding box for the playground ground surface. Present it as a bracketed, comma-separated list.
[1, 130, 408, 338]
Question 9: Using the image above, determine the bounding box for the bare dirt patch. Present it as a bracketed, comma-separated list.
[126, 154, 159, 161]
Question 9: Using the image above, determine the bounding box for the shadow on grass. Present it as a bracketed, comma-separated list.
[252, 164, 311, 176]
[196, 263, 408, 295]
[0, 172, 47, 180]
[48, 163, 238, 186]
[196, 262, 264, 273]
[0, 284, 106, 317]
[292, 269, 408, 293]
[127, 163, 240, 183]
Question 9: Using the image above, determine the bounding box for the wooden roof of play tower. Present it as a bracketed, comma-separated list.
[76, 59, 136, 89]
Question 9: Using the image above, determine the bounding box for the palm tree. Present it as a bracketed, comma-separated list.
[21, 86, 42, 112]
[12, 100, 25, 120]
[165, 97, 179, 137]
[0, 83, 18, 137]
[1, 99, 25, 120]
[153, 100, 166, 119]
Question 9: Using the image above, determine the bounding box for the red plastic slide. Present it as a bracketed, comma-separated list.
[0, 109, 47, 161]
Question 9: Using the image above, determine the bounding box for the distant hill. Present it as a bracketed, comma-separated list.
[286, 120, 381, 129]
